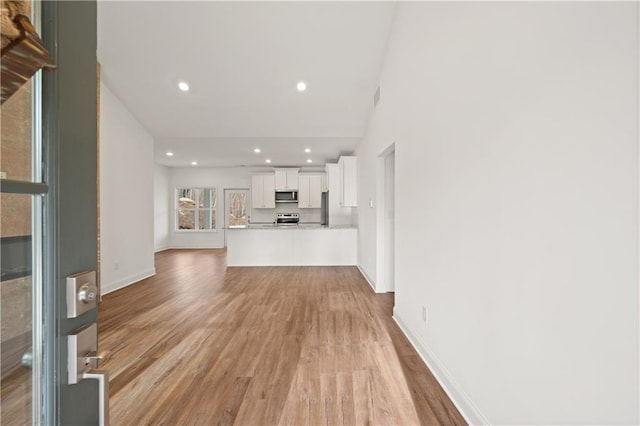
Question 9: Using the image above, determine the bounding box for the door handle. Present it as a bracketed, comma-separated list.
[68, 323, 110, 425]
[82, 350, 110, 366]
[82, 369, 109, 426]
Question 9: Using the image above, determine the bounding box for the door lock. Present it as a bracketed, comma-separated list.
[66, 271, 97, 318]
[78, 283, 97, 304]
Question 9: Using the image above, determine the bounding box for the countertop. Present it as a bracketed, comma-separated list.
[225, 224, 356, 230]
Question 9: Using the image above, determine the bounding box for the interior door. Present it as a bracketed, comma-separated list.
[224, 189, 250, 246]
[384, 150, 395, 292]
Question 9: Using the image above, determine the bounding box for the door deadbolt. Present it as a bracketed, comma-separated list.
[66, 271, 97, 318]
[78, 283, 97, 304]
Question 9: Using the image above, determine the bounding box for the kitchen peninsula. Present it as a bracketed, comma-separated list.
[225, 158, 358, 266]
[226, 225, 357, 266]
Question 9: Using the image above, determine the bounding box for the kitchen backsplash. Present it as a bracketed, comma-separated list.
[251, 205, 321, 224]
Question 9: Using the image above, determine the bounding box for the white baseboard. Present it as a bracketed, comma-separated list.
[154, 245, 170, 253]
[357, 264, 383, 293]
[168, 244, 224, 249]
[393, 310, 489, 426]
[101, 268, 156, 295]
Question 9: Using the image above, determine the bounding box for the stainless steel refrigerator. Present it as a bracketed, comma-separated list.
[321, 191, 329, 225]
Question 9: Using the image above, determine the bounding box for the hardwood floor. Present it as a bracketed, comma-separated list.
[99, 249, 465, 426]
[0, 367, 30, 425]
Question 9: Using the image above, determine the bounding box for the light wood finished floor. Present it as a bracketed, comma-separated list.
[99, 249, 465, 426]
[0, 367, 30, 425]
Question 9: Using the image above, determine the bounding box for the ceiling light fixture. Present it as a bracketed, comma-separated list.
[191, 161, 197, 166]
[306, 159, 313, 163]
[178, 81, 190, 92]
[296, 81, 307, 92]
[265, 159, 272, 164]
[253, 148, 261, 153]
[304, 148, 311, 153]
[166, 151, 174, 156]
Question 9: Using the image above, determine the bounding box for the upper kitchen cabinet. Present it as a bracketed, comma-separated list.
[298, 174, 324, 208]
[325, 164, 353, 225]
[251, 174, 276, 208]
[274, 168, 300, 191]
[338, 156, 358, 207]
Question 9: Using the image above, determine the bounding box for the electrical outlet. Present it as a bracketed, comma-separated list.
[0, 172, 6, 179]
[422, 306, 428, 324]
[114, 262, 119, 271]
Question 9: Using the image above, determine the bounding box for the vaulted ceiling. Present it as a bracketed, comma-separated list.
[97, 1, 396, 167]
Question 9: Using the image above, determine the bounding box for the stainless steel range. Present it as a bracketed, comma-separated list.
[276, 213, 299, 226]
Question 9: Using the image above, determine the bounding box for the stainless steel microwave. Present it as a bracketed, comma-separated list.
[275, 191, 298, 203]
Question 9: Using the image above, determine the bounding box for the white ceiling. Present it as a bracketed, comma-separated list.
[97, 1, 397, 167]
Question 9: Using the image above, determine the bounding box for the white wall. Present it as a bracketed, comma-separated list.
[154, 164, 170, 251]
[356, 3, 639, 424]
[100, 82, 155, 294]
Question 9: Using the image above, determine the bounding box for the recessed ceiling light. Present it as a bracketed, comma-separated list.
[265, 159, 272, 164]
[306, 159, 313, 163]
[178, 81, 190, 92]
[296, 81, 307, 92]
[191, 161, 197, 166]
[253, 148, 261, 153]
[166, 151, 174, 157]
[304, 148, 311, 153]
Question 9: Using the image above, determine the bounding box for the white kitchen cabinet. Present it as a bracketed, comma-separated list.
[325, 164, 352, 225]
[292, 228, 357, 265]
[226, 227, 357, 266]
[251, 174, 275, 208]
[274, 168, 299, 191]
[310, 175, 323, 207]
[338, 156, 358, 207]
[298, 174, 323, 208]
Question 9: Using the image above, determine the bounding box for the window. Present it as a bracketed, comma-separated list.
[176, 188, 217, 231]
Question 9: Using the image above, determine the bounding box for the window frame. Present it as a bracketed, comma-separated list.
[175, 187, 218, 232]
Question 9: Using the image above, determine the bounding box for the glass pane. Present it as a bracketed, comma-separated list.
[198, 209, 215, 230]
[0, 193, 34, 425]
[198, 189, 209, 209]
[229, 193, 247, 226]
[0, 2, 43, 424]
[0, 81, 33, 182]
[177, 209, 195, 230]
[177, 189, 196, 208]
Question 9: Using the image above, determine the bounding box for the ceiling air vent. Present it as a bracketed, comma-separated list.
[373, 86, 381, 107]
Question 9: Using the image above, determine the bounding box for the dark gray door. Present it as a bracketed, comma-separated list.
[0, 1, 98, 424]
[43, 1, 100, 424]
[0, 1, 99, 425]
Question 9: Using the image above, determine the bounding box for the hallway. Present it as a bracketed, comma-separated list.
[98, 249, 465, 425]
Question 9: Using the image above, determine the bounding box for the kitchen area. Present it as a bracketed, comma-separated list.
[226, 156, 358, 266]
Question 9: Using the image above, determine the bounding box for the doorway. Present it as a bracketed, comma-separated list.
[377, 143, 395, 293]
[384, 150, 396, 292]
[223, 188, 250, 246]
